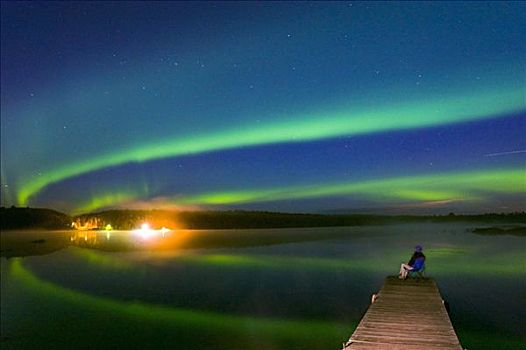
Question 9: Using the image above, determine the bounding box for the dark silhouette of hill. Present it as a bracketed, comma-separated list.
[0, 206, 72, 230]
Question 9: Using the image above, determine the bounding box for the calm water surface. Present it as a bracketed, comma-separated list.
[1, 223, 525, 349]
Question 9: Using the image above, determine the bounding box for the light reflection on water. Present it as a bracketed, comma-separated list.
[1, 223, 525, 349]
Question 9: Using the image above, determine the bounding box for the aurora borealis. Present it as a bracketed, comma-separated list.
[1, 2, 525, 214]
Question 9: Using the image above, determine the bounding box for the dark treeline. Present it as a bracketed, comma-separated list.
[2, 206, 526, 230]
[181, 211, 390, 229]
[77, 209, 379, 230]
[61, 209, 526, 230]
[0, 207, 72, 230]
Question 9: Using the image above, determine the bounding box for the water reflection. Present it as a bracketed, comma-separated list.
[70, 230, 99, 246]
[7, 257, 350, 349]
[0, 226, 358, 258]
[1, 223, 525, 350]
[0, 231, 71, 259]
[0, 228, 179, 258]
[68, 228, 180, 252]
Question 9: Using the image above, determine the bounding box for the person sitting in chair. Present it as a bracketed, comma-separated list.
[399, 245, 425, 279]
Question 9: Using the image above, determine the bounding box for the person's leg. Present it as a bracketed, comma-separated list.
[399, 263, 412, 279]
[399, 263, 409, 278]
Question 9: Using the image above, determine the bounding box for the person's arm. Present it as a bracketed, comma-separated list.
[408, 253, 417, 266]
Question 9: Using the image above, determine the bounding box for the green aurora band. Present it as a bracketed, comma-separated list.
[71, 179, 151, 215]
[17, 87, 526, 206]
[69, 247, 525, 277]
[9, 258, 350, 345]
[68, 167, 525, 213]
[177, 167, 526, 206]
[9, 247, 526, 348]
[177, 253, 526, 276]
[73, 191, 141, 215]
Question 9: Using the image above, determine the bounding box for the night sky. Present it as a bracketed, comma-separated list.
[1, 1, 525, 214]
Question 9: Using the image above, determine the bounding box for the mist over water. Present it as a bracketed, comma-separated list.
[1, 223, 524, 349]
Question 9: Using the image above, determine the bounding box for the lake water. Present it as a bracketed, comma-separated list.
[1, 223, 524, 349]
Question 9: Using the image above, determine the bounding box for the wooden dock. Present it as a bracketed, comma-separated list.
[343, 277, 462, 350]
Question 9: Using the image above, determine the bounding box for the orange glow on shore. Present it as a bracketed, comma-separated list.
[66, 225, 198, 252]
[71, 218, 100, 230]
[131, 223, 174, 240]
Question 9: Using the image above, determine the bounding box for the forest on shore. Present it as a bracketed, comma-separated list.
[1, 206, 525, 230]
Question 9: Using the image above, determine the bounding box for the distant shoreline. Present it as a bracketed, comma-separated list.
[471, 226, 526, 236]
[1, 206, 525, 231]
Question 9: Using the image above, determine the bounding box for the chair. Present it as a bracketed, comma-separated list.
[408, 257, 426, 279]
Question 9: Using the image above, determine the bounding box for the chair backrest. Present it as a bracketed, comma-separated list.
[412, 257, 425, 271]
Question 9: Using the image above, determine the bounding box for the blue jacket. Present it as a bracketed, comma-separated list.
[412, 257, 425, 271]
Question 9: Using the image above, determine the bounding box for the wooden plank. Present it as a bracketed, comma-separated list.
[343, 277, 462, 350]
